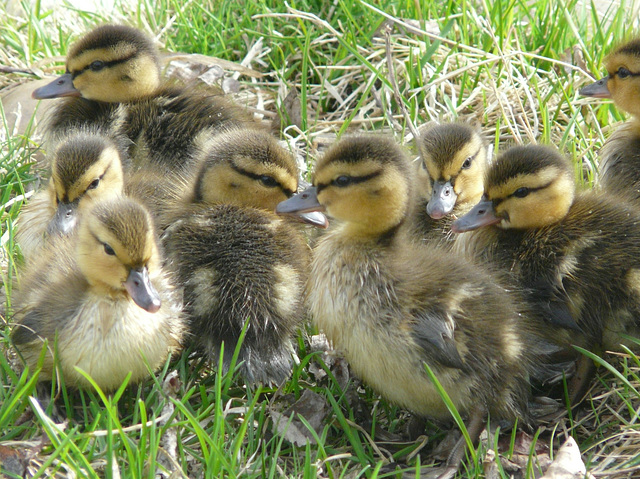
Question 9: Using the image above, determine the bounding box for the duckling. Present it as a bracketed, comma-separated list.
[413, 123, 487, 243]
[12, 196, 183, 391]
[452, 144, 640, 397]
[16, 129, 177, 261]
[162, 128, 314, 385]
[33, 24, 255, 174]
[580, 39, 640, 203]
[276, 136, 537, 478]
[16, 129, 128, 261]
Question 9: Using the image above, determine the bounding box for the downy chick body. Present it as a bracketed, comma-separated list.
[453, 144, 640, 361]
[277, 136, 537, 475]
[162, 129, 315, 384]
[13, 196, 183, 391]
[33, 24, 255, 174]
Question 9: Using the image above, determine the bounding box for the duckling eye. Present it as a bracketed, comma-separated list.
[333, 176, 352, 187]
[90, 60, 105, 72]
[87, 178, 100, 190]
[461, 157, 473, 169]
[513, 187, 530, 198]
[617, 67, 632, 79]
[103, 243, 116, 256]
[259, 175, 278, 188]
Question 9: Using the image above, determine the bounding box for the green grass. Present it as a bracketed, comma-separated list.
[2, 0, 640, 477]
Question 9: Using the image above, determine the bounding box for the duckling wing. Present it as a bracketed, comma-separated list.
[411, 311, 465, 370]
[527, 279, 582, 332]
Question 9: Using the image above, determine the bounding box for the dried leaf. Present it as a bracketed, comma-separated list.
[270, 389, 329, 446]
[540, 437, 592, 479]
[0, 444, 28, 477]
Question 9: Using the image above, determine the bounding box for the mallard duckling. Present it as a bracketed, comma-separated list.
[580, 39, 640, 202]
[12, 196, 183, 391]
[276, 136, 536, 477]
[33, 24, 255, 173]
[16, 129, 127, 261]
[413, 123, 487, 243]
[16, 129, 177, 261]
[452, 144, 640, 396]
[162, 129, 314, 385]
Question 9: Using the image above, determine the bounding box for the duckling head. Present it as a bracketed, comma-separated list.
[452, 144, 575, 232]
[418, 123, 486, 219]
[580, 39, 640, 118]
[277, 136, 412, 237]
[192, 129, 299, 209]
[33, 24, 161, 102]
[48, 131, 125, 235]
[77, 197, 161, 312]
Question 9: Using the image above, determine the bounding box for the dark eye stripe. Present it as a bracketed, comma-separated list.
[316, 170, 381, 193]
[71, 51, 139, 79]
[230, 164, 294, 196]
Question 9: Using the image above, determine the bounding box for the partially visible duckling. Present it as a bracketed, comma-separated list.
[580, 39, 640, 203]
[16, 129, 127, 261]
[413, 123, 487, 243]
[12, 196, 183, 391]
[162, 128, 313, 385]
[33, 24, 255, 174]
[277, 136, 537, 477]
[16, 129, 178, 261]
[452, 144, 640, 398]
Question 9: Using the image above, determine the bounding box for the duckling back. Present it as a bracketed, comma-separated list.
[12, 196, 183, 391]
[162, 129, 310, 384]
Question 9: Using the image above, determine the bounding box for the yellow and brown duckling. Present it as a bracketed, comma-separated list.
[162, 128, 320, 385]
[12, 196, 183, 391]
[16, 129, 128, 261]
[16, 129, 177, 261]
[452, 144, 640, 399]
[413, 123, 487, 243]
[580, 39, 640, 203]
[277, 135, 537, 477]
[33, 24, 255, 174]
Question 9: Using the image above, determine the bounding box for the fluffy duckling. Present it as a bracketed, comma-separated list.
[16, 130, 127, 261]
[452, 144, 640, 396]
[580, 39, 640, 202]
[162, 129, 315, 385]
[16, 129, 177, 261]
[277, 136, 536, 477]
[12, 196, 183, 391]
[33, 24, 255, 173]
[413, 123, 487, 243]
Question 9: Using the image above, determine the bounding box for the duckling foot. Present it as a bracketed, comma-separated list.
[568, 355, 596, 406]
[436, 409, 486, 479]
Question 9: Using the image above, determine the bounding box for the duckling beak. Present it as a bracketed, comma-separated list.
[427, 180, 457, 219]
[47, 199, 79, 236]
[451, 198, 501, 232]
[579, 77, 611, 98]
[276, 186, 329, 228]
[124, 267, 162, 313]
[32, 73, 82, 100]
